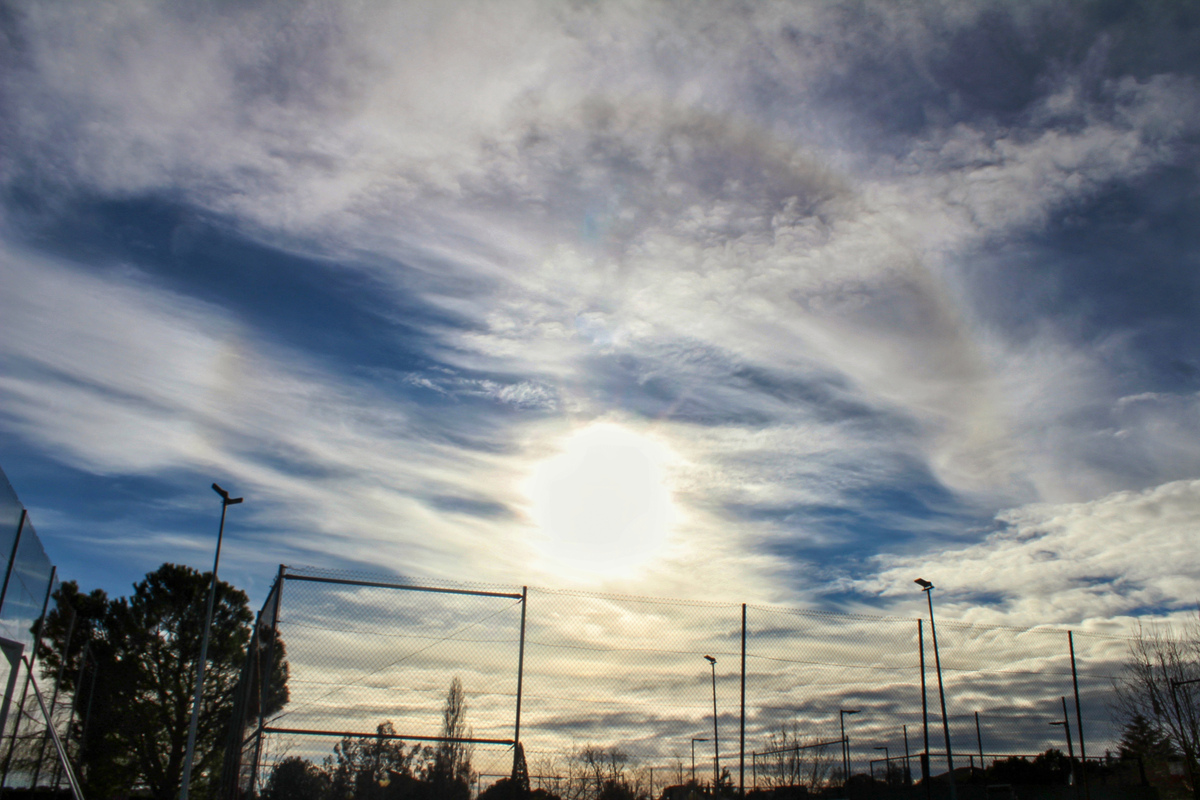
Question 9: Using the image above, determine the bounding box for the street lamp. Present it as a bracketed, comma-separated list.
[704, 655, 719, 787]
[874, 747, 889, 784]
[915, 579, 956, 800]
[840, 709, 859, 787]
[180, 483, 243, 800]
[692, 738, 709, 785]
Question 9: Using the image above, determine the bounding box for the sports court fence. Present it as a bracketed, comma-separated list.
[0, 465, 79, 798]
[224, 566, 1135, 800]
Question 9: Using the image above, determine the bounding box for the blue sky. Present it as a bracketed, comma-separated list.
[1, 0, 1198, 630]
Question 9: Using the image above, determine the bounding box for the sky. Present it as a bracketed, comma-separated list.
[1, 0, 1199, 639]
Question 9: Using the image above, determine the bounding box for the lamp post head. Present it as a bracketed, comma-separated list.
[914, 578, 933, 590]
[704, 655, 716, 665]
[842, 709, 860, 716]
[212, 483, 244, 505]
[693, 738, 709, 743]
[1049, 721, 1065, 727]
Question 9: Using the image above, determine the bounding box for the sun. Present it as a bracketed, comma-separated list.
[526, 422, 678, 578]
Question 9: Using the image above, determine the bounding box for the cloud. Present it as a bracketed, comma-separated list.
[0, 243, 540, 576]
[1, 0, 1198, 615]
[863, 478, 1200, 626]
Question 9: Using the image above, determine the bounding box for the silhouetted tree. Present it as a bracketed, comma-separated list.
[1121, 713, 1177, 761]
[757, 724, 837, 789]
[480, 776, 560, 800]
[1118, 713, 1178, 792]
[1113, 620, 1200, 796]
[574, 747, 633, 800]
[986, 750, 1072, 786]
[35, 564, 288, 800]
[19, 582, 115, 790]
[327, 721, 430, 800]
[428, 677, 473, 800]
[262, 756, 331, 800]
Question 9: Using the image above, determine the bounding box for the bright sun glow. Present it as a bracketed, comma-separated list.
[527, 423, 678, 579]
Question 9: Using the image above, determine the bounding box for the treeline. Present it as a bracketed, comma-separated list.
[12, 563, 287, 800]
[262, 743, 676, 800]
[260, 678, 473, 800]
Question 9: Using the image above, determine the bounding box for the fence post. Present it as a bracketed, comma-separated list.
[512, 586, 528, 789]
[919, 619, 930, 798]
[249, 565, 285, 793]
[975, 711, 983, 773]
[1069, 632, 1091, 800]
[904, 724, 911, 785]
[740, 603, 746, 797]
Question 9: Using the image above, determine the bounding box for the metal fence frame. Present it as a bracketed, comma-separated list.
[221, 566, 530, 800]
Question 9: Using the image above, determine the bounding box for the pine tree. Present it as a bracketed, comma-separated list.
[1119, 713, 1176, 761]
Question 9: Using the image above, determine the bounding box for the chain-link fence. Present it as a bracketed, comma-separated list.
[231, 567, 1135, 800]
[226, 567, 529, 797]
[0, 465, 70, 795]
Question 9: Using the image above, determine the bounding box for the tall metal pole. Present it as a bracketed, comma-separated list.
[180, 483, 242, 800]
[841, 712, 848, 786]
[840, 709, 859, 788]
[903, 725, 912, 786]
[740, 604, 746, 797]
[705, 655, 719, 787]
[975, 711, 984, 774]
[21, 657, 84, 800]
[512, 586, 528, 785]
[249, 565, 285, 794]
[1056, 696, 1078, 799]
[1069, 632, 1091, 800]
[918, 580, 956, 800]
[919, 619, 930, 798]
[873, 747, 889, 782]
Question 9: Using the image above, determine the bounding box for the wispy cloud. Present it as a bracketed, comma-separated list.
[1, 0, 1198, 625]
[863, 478, 1200, 626]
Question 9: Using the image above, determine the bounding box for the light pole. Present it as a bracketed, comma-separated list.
[915, 579, 956, 800]
[692, 738, 709, 785]
[903, 724, 912, 785]
[874, 746, 889, 784]
[704, 655, 720, 788]
[180, 483, 243, 800]
[1050, 699, 1076, 794]
[840, 709, 859, 787]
